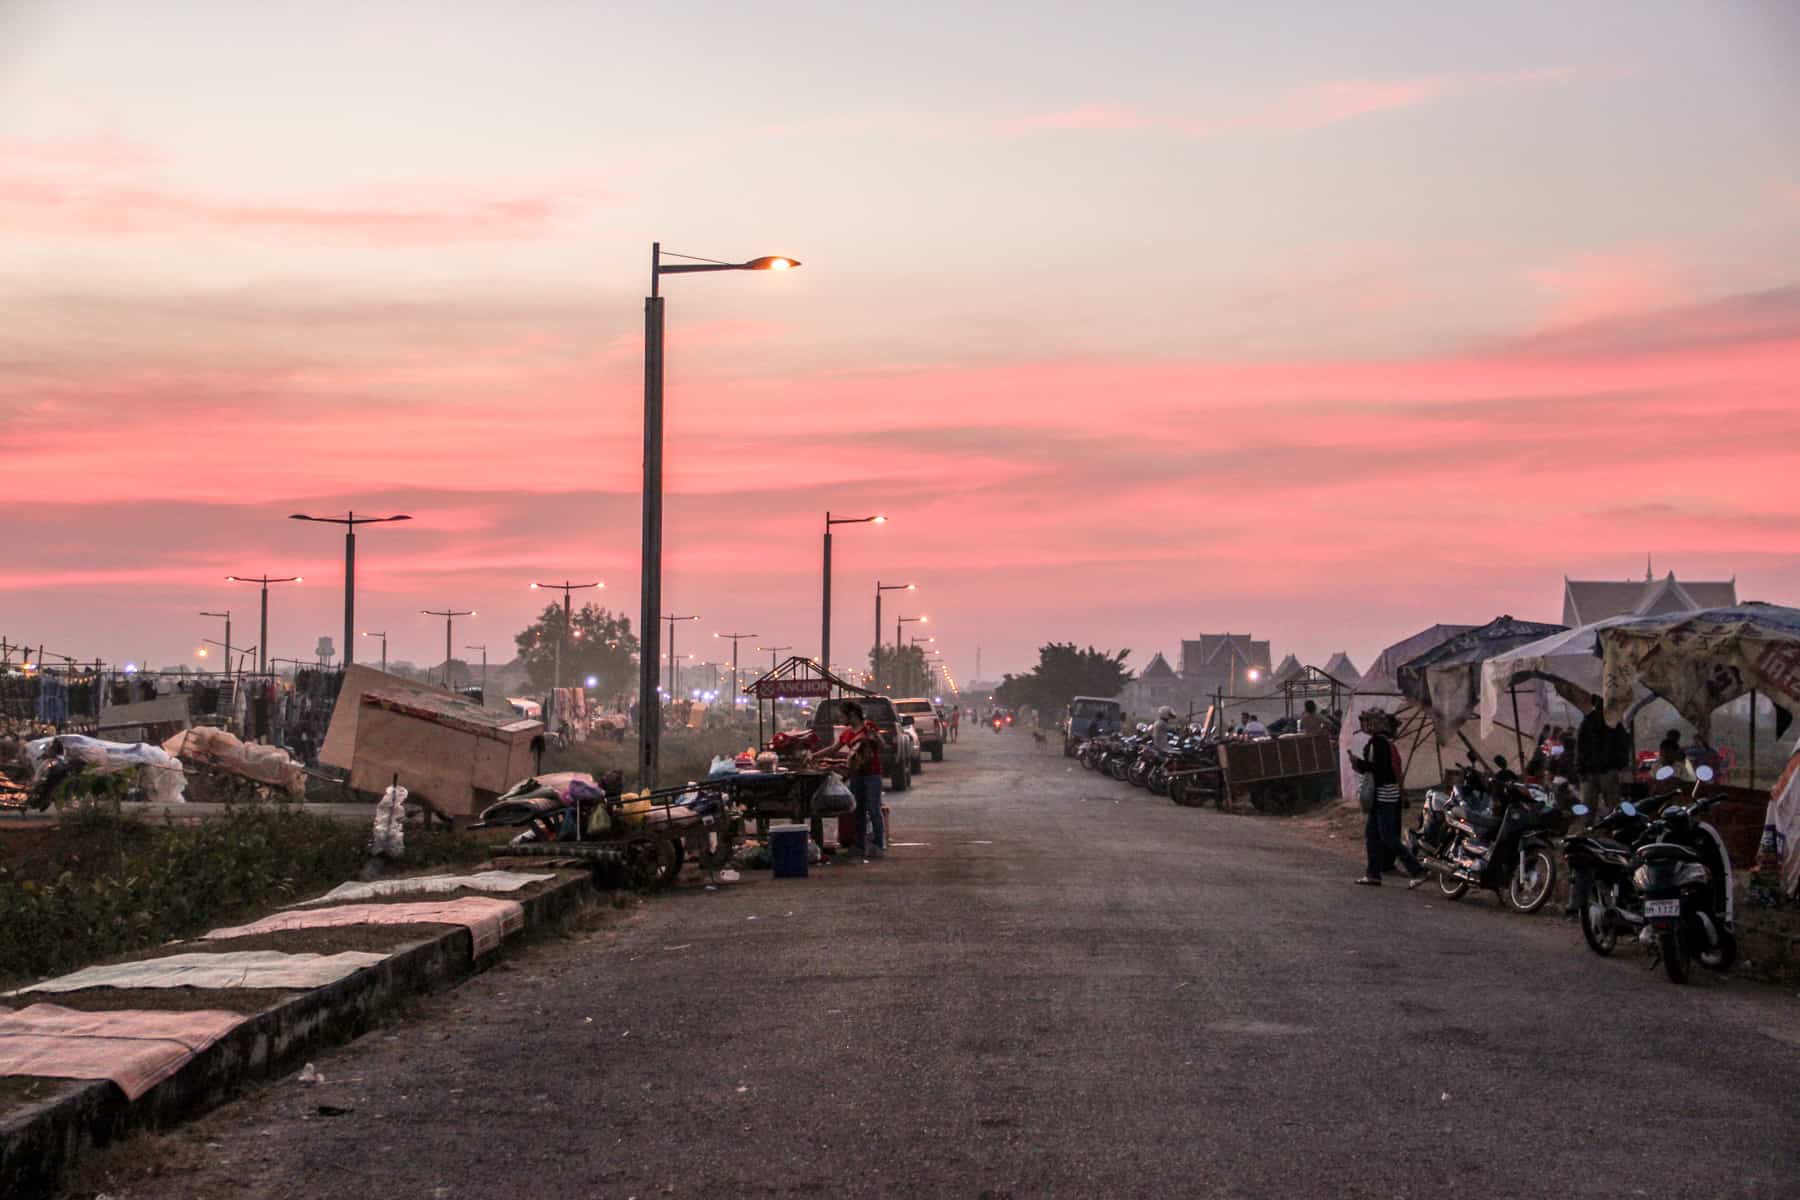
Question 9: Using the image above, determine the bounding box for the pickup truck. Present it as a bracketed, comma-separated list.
[894, 698, 945, 763]
[812, 696, 916, 792]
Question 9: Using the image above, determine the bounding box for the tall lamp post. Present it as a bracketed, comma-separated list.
[662, 614, 699, 700]
[466, 644, 487, 697]
[640, 243, 800, 788]
[199, 611, 232, 682]
[874, 582, 915, 689]
[421, 608, 475, 688]
[895, 614, 927, 694]
[822, 513, 883, 680]
[362, 630, 388, 674]
[714, 631, 758, 716]
[224, 575, 301, 674]
[529, 579, 602, 689]
[289, 512, 411, 668]
[910, 634, 936, 697]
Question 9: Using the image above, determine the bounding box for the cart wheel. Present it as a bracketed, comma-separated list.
[625, 836, 684, 889]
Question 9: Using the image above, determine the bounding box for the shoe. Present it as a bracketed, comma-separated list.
[1354, 876, 1382, 886]
[1407, 873, 1428, 890]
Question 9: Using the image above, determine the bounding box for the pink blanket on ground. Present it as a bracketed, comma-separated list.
[0, 1004, 246, 1100]
[203, 896, 526, 958]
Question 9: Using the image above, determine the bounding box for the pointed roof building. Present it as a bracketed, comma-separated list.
[1562, 567, 1736, 627]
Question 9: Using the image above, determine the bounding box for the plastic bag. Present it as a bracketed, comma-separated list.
[815, 775, 855, 816]
[372, 785, 407, 857]
[707, 755, 740, 779]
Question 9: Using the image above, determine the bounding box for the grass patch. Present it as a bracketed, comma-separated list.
[0, 802, 496, 987]
[543, 725, 761, 787]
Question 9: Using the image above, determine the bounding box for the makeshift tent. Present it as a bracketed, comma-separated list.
[1395, 615, 1566, 739]
[1339, 620, 1563, 799]
[1599, 604, 1800, 739]
[1338, 626, 1471, 798]
[1476, 616, 1638, 736]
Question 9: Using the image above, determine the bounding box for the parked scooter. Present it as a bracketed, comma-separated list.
[1562, 793, 1669, 956]
[1410, 752, 1567, 912]
[1631, 764, 1736, 984]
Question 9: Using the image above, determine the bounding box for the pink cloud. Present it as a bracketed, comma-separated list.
[996, 104, 1152, 134]
[1524, 246, 1686, 327]
[0, 131, 160, 171]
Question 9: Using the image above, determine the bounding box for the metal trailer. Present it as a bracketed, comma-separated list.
[1166, 732, 1337, 814]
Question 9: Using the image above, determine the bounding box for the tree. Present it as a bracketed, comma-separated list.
[870, 642, 929, 695]
[994, 643, 1131, 717]
[514, 604, 639, 697]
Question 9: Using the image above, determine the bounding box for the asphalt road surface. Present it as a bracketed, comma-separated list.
[107, 730, 1799, 1199]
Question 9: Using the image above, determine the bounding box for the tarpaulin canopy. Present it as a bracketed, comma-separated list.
[1395, 615, 1567, 739]
[1599, 603, 1800, 738]
[1476, 616, 1638, 736]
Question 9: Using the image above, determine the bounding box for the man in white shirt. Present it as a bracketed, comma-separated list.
[1243, 714, 1268, 737]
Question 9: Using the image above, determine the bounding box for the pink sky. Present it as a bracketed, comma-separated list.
[2, 2, 1797, 680]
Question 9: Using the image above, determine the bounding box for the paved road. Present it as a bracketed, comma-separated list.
[114, 731, 1798, 1198]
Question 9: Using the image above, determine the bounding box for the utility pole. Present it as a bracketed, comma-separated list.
[289, 512, 412, 669]
[530, 579, 601, 689]
[225, 574, 301, 674]
[422, 608, 474, 689]
[714, 632, 758, 718]
[466, 644, 487, 698]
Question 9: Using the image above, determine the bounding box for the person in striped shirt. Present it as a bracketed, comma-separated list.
[1351, 709, 1427, 888]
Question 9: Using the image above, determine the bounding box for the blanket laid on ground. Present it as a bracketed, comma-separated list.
[0, 1003, 245, 1099]
[203, 896, 527, 958]
[7, 950, 389, 996]
[291, 870, 554, 907]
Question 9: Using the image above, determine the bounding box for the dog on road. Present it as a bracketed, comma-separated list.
[1030, 729, 1047, 749]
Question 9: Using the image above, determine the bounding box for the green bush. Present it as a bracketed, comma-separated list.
[0, 804, 493, 986]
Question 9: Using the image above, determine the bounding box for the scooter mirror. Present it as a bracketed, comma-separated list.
[1654, 765, 1677, 781]
[1695, 764, 1715, 783]
[1570, 804, 1590, 817]
[1619, 802, 1638, 818]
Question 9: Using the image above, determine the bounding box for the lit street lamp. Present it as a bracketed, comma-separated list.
[663, 614, 699, 699]
[199, 610, 232, 681]
[289, 512, 411, 668]
[758, 644, 793, 675]
[874, 581, 915, 690]
[714, 631, 758, 717]
[362, 630, 388, 674]
[421, 608, 475, 688]
[822, 512, 883, 681]
[640, 243, 799, 788]
[224, 574, 301, 675]
[530, 579, 602, 689]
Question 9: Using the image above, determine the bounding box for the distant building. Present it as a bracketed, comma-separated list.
[1118, 651, 1183, 715]
[1179, 633, 1272, 700]
[1562, 566, 1736, 627]
[1322, 651, 1360, 684]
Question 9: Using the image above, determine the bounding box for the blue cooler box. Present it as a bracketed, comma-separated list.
[770, 824, 810, 879]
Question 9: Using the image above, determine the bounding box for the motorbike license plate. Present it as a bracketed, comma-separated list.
[1644, 899, 1680, 919]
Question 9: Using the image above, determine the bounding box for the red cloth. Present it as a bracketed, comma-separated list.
[836, 723, 882, 776]
[0, 1004, 245, 1100]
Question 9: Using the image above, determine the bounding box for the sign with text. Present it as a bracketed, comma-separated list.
[750, 676, 832, 700]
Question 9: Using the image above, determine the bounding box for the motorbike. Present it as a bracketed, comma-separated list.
[1166, 733, 1225, 809]
[1562, 795, 1665, 957]
[1630, 764, 1736, 984]
[1410, 752, 1567, 912]
[1103, 729, 1147, 781]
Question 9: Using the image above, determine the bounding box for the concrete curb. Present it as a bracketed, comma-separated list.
[0, 868, 598, 1198]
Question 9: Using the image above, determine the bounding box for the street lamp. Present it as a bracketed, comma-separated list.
[199, 611, 232, 681]
[874, 581, 916, 690]
[224, 574, 301, 674]
[895, 613, 926, 694]
[640, 243, 799, 788]
[421, 608, 475, 688]
[530, 579, 602, 689]
[662, 614, 699, 699]
[822, 512, 883, 681]
[289, 512, 411, 668]
[714, 632, 758, 717]
[362, 630, 388, 674]
[909, 634, 935, 696]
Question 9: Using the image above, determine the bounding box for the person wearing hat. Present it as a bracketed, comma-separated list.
[1350, 709, 1427, 888]
[1152, 705, 1181, 754]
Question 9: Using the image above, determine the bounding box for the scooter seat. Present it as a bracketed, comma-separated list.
[1637, 842, 1698, 864]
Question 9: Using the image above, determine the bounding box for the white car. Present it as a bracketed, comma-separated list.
[894, 698, 945, 763]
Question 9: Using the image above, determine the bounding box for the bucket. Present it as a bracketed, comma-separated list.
[770, 824, 810, 879]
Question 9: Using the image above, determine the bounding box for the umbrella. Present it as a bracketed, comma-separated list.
[1599, 603, 1800, 738]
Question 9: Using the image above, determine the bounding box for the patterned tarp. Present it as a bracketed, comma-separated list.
[0, 1004, 245, 1099]
[7, 951, 389, 996]
[204, 896, 526, 958]
[291, 870, 553, 908]
[1599, 604, 1800, 735]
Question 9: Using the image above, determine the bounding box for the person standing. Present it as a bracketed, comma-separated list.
[835, 702, 885, 860]
[1351, 711, 1427, 887]
[1576, 695, 1616, 818]
[1297, 700, 1326, 736]
[950, 704, 960, 742]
